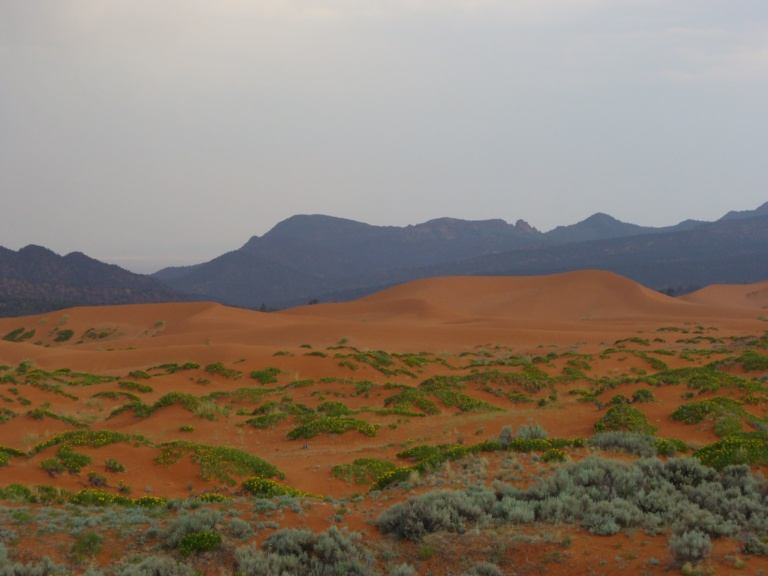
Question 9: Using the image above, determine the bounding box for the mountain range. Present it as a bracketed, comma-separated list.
[0, 245, 186, 317]
[1, 201, 766, 316]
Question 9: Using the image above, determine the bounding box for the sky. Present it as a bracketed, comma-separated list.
[1, 1, 767, 273]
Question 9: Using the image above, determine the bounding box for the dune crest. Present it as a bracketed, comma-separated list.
[288, 270, 737, 322]
[682, 281, 768, 310]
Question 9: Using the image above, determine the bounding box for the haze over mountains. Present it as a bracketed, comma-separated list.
[1, 202, 766, 316]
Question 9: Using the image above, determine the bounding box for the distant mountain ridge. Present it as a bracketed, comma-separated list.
[2, 202, 767, 316]
[0, 245, 188, 317]
[153, 202, 768, 309]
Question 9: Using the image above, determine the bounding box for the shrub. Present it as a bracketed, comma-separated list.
[205, 362, 242, 379]
[54, 329, 74, 342]
[462, 563, 504, 576]
[246, 413, 288, 429]
[332, 459, 396, 485]
[242, 477, 305, 498]
[669, 529, 712, 564]
[516, 423, 548, 440]
[376, 455, 768, 561]
[235, 527, 374, 576]
[119, 381, 153, 394]
[738, 350, 768, 372]
[632, 389, 655, 403]
[287, 417, 378, 440]
[162, 509, 222, 550]
[594, 404, 656, 434]
[114, 555, 195, 576]
[88, 472, 107, 487]
[385, 387, 440, 415]
[155, 441, 282, 485]
[389, 564, 417, 576]
[0, 542, 60, 575]
[251, 368, 280, 384]
[694, 433, 768, 469]
[178, 531, 222, 556]
[71, 532, 103, 560]
[105, 458, 125, 473]
[541, 448, 566, 462]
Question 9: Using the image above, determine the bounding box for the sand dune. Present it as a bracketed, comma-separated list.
[288, 270, 746, 322]
[0, 271, 763, 360]
[682, 281, 768, 311]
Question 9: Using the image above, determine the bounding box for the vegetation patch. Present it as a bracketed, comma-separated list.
[155, 441, 282, 485]
[250, 367, 280, 384]
[376, 455, 768, 566]
[331, 459, 396, 485]
[594, 403, 656, 434]
[287, 416, 378, 440]
[694, 433, 768, 469]
[204, 362, 243, 379]
[242, 476, 306, 497]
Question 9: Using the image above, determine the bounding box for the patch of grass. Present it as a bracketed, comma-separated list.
[331, 459, 396, 485]
[71, 532, 103, 560]
[32, 430, 150, 454]
[246, 412, 288, 429]
[384, 386, 440, 415]
[204, 362, 243, 379]
[645, 366, 751, 392]
[53, 329, 74, 343]
[287, 417, 378, 440]
[2, 328, 35, 342]
[419, 377, 501, 413]
[119, 381, 153, 393]
[155, 441, 283, 485]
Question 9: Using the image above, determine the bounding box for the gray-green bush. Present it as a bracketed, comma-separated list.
[235, 527, 375, 576]
[377, 456, 768, 560]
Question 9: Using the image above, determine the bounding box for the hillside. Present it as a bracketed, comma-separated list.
[0, 245, 188, 316]
[152, 206, 754, 309]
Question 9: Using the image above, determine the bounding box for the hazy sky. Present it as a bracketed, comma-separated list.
[1, 1, 767, 272]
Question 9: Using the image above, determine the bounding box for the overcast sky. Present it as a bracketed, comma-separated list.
[1, 1, 766, 272]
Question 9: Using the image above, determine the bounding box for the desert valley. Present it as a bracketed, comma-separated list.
[1, 270, 768, 574]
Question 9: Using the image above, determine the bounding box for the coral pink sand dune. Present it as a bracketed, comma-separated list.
[682, 281, 768, 310]
[0, 271, 764, 362]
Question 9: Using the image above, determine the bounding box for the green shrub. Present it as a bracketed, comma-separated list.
[54, 329, 74, 342]
[332, 459, 396, 485]
[694, 433, 768, 469]
[246, 413, 288, 429]
[71, 531, 103, 560]
[594, 404, 656, 434]
[316, 401, 353, 417]
[251, 367, 280, 384]
[384, 387, 440, 415]
[105, 458, 125, 473]
[242, 477, 305, 498]
[542, 448, 566, 462]
[739, 351, 768, 372]
[178, 530, 222, 556]
[632, 389, 655, 403]
[287, 417, 378, 440]
[119, 381, 153, 393]
[155, 441, 282, 485]
[204, 362, 242, 379]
